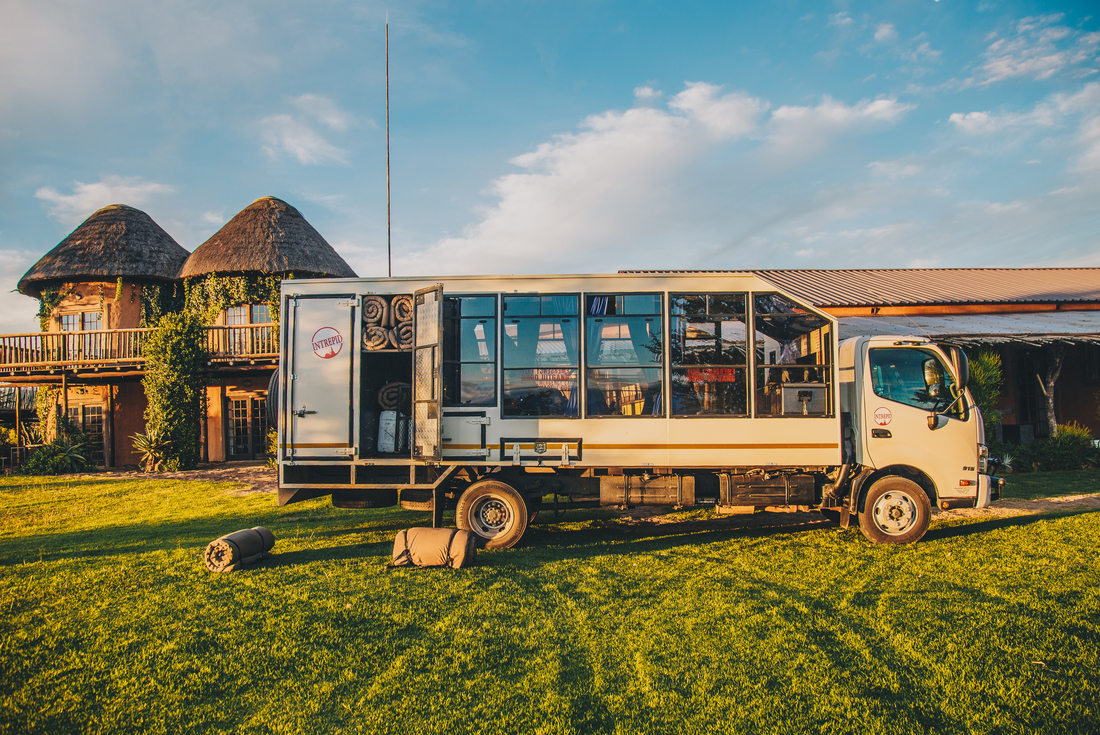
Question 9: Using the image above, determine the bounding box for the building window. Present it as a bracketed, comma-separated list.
[67, 405, 104, 465]
[228, 395, 268, 459]
[670, 293, 748, 416]
[225, 304, 275, 354]
[585, 294, 663, 417]
[502, 295, 579, 417]
[251, 304, 272, 324]
[60, 311, 101, 331]
[226, 305, 248, 325]
[443, 296, 497, 407]
[753, 293, 832, 417]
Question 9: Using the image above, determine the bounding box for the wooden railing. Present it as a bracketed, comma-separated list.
[205, 325, 278, 361]
[0, 326, 278, 371]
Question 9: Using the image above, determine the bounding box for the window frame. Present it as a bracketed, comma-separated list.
[500, 292, 581, 419]
[749, 291, 835, 419]
[669, 292, 750, 418]
[443, 294, 499, 409]
[583, 292, 665, 419]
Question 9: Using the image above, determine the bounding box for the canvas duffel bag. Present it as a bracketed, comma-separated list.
[387, 527, 477, 569]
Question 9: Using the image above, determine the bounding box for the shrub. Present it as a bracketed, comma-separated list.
[965, 348, 1004, 435]
[131, 428, 172, 472]
[18, 419, 92, 475]
[988, 423, 1097, 474]
[265, 429, 278, 469]
[142, 312, 207, 471]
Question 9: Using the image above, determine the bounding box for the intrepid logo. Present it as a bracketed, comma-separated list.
[873, 407, 892, 426]
[311, 327, 343, 359]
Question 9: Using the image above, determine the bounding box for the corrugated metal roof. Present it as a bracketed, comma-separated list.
[620, 268, 1100, 307]
[837, 312, 1100, 345]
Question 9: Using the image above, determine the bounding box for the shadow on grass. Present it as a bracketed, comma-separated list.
[0, 511, 406, 566]
[924, 507, 1100, 541]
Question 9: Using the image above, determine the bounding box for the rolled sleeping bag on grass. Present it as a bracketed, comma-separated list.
[362, 295, 388, 325]
[392, 322, 414, 351]
[204, 527, 275, 573]
[387, 527, 477, 569]
[363, 325, 390, 351]
[392, 294, 414, 323]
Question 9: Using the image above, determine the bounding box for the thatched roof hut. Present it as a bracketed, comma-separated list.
[179, 197, 356, 280]
[18, 204, 190, 298]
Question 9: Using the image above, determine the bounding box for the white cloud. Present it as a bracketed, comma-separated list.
[293, 94, 353, 132]
[869, 159, 923, 179]
[874, 23, 897, 43]
[395, 83, 914, 275]
[633, 86, 662, 104]
[258, 114, 348, 165]
[765, 96, 914, 161]
[34, 176, 176, 225]
[202, 211, 225, 225]
[828, 12, 853, 28]
[966, 14, 1097, 86]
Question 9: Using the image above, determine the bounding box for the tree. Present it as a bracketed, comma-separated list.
[1035, 344, 1065, 439]
[965, 348, 1004, 435]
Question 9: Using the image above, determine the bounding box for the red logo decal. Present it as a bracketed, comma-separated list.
[311, 327, 343, 359]
[874, 407, 892, 426]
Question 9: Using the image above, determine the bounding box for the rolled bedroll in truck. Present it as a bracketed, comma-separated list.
[275, 272, 1000, 549]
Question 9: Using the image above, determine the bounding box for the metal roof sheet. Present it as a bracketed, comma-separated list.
[837, 311, 1100, 345]
[621, 268, 1100, 307]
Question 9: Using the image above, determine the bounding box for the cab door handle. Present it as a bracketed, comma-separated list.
[872, 428, 892, 438]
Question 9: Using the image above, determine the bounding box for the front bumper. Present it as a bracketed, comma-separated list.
[977, 473, 1005, 508]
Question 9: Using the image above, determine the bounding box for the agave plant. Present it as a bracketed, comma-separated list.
[132, 428, 172, 472]
[50, 435, 90, 473]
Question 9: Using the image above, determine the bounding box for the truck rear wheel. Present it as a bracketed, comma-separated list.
[455, 480, 528, 550]
[858, 477, 931, 544]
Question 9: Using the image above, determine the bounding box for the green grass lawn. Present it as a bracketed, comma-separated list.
[998, 468, 1100, 499]
[1, 474, 1098, 734]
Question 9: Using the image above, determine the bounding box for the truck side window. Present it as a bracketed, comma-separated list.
[501, 295, 579, 416]
[753, 293, 832, 417]
[443, 296, 497, 407]
[586, 294, 663, 417]
[670, 293, 748, 416]
[869, 348, 963, 416]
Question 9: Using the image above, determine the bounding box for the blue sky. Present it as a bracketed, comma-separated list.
[1, 0, 1098, 332]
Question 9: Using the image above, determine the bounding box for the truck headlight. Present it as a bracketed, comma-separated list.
[978, 444, 990, 474]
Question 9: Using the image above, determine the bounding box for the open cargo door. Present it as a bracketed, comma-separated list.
[283, 294, 359, 459]
[412, 284, 443, 461]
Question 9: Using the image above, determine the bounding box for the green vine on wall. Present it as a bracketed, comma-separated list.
[183, 273, 287, 325]
[35, 285, 74, 331]
[141, 311, 207, 470]
[139, 281, 184, 328]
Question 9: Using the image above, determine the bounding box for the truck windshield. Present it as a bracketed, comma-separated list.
[869, 348, 963, 416]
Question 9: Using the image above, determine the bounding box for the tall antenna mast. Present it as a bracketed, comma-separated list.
[386, 14, 392, 277]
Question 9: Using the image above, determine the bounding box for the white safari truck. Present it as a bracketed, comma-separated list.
[274, 272, 1001, 548]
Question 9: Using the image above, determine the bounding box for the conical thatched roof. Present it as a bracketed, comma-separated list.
[18, 204, 190, 298]
[179, 197, 356, 280]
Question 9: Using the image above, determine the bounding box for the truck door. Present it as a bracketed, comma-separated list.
[283, 294, 359, 459]
[862, 344, 978, 498]
[412, 284, 443, 461]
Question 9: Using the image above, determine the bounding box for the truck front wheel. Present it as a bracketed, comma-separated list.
[858, 477, 931, 544]
[455, 480, 529, 550]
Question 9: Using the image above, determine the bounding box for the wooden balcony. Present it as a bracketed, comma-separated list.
[0, 326, 279, 381]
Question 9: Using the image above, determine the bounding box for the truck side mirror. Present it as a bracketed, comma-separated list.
[922, 358, 945, 398]
[953, 348, 969, 390]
